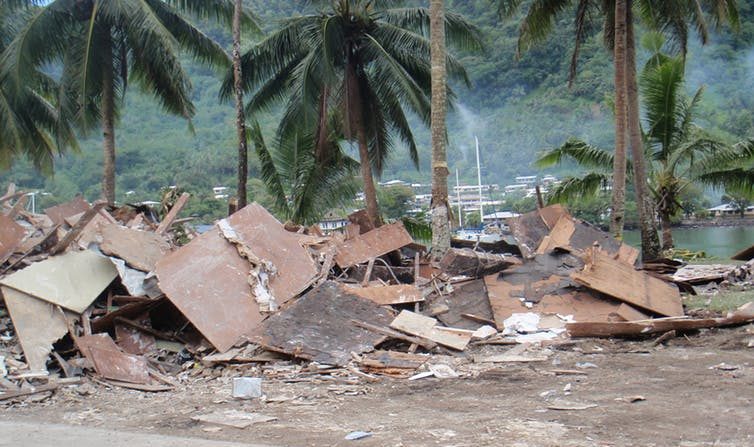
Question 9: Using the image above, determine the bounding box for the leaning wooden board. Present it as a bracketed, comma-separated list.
[571, 248, 684, 317]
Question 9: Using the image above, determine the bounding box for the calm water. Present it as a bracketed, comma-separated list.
[623, 226, 754, 258]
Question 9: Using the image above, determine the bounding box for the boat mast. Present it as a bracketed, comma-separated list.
[456, 168, 463, 228]
[475, 136, 483, 224]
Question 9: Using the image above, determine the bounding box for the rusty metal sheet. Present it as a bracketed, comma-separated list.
[0, 214, 25, 263]
[1, 286, 77, 372]
[44, 196, 90, 226]
[0, 250, 118, 313]
[115, 313, 156, 355]
[222, 203, 319, 307]
[260, 281, 395, 366]
[100, 224, 171, 272]
[571, 247, 684, 317]
[334, 221, 414, 268]
[346, 284, 424, 305]
[155, 227, 263, 353]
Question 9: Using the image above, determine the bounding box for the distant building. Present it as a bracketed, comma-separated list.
[482, 211, 519, 222]
[379, 179, 409, 188]
[707, 204, 754, 217]
[515, 175, 537, 185]
[212, 186, 229, 200]
[317, 210, 349, 233]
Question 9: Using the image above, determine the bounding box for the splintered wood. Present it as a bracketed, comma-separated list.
[389, 310, 472, 351]
[439, 248, 521, 277]
[537, 215, 639, 265]
[260, 282, 395, 366]
[334, 221, 414, 268]
[509, 205, 566, 258]
[346, 284, 424, 306]
[571, 248, 683, 317]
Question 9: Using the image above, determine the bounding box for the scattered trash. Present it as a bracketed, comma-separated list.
[232, 377, 263, 399]
[344, 431, 373, 440]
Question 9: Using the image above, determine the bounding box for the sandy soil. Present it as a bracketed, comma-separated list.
[3, 326, 753, 447]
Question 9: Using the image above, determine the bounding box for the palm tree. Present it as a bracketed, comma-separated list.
[498, 0, 739, 260]
[223, 0, 482, 227]
[249, 119, 359, 225]
[430, 0, 451, 260]
[537, 54, 754, 250]
[0, 1, 76, 174]
[3, 0, 255, 204]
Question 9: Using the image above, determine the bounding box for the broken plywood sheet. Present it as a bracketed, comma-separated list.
[100, 224, 171, 272]
[537, 215, 639, 265]
[509, 205, 567, 258]
[346, 284, 424, 305]
[360, 350, 429, 377]
[672, 264, 736, 285]
[0, 250, 117, 313]
[615, 303, 651, 322]
[428, 279, 494, 330]
[571, 248, 683, 317]
[155, 227, 263, 353]
[390, 310, 472, 351]
[74, 210, 116, 250]
[0, 214, 25, 263]
[260, 281, 394, 366]
[221, 203, 319, 308]
[44, 196, 90, 226]
[76, 333, 150, 384]
[1, 286, 77, 372]
[334, 221, 414, 268]
[439, 248, 521, 278]
[115, 316, 157, 355]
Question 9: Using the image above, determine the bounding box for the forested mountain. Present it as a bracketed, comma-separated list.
[2, 0, 753, 220]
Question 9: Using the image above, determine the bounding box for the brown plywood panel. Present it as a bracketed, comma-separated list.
[88, 346, 150, 384]
[2, 286, 77, 372]
[259, 281, 394, 366]
[508, 205, 565, 259]
[334, 221, 414, 268]
[346, 284, 424, 305]
[538, 215, 639, 265]
[429, 279, 494, 330]
[615, 303, 651, 321]
[390, 310, 472, 351]
[538, 204, 568, 229]
[0, 250, 118, 313]
[155, 227, 263, 352]
[571, 248, 684, 317]
[44, 196, 90, 226]
[100, 224, 172, 272]
[223, 203, 318, 307]
[0, 214, 25, 263]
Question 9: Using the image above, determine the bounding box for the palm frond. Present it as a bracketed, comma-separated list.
[535, 138, 615, 171]
[546, 172, 610, 204]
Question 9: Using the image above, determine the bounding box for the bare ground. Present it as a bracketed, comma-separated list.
[3, 326, 753, 447]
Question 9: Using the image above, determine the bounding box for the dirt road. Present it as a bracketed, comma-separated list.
[3, 327, 752, 447]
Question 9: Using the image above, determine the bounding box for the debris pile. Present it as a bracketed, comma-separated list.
[1, 183, 753, 404]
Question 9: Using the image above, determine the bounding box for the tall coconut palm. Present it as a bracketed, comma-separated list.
[536, 54, 753, 250]
[498, 0, 739, 260]
[0, 1, 76, 174]
[430, 0, 451, 260]
[3, 0, 255, 204]
[223, 0, 482, 227]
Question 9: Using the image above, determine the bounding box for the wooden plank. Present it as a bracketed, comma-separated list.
[389, 310, 471, 351]
[350, 320, 437, 350]
[346, 284, 424, 306]
[155, 227, 263, 353]
[259, 281, 395, 366]
[732, 244, 754, 261]
[429, 279, 494, 330]
[48, 202, 107, 255]
[571, 248, 684, 317]
[100, 224, 172, 272]
[615, 303, 651, 322]
[439, 248, 521, 277]
[44, 196, 90, 226]
[537, 214, 639, 265]
[156, 192, 190, 234]
[334, 222, 414, 268]
[0, 214, 26, 264]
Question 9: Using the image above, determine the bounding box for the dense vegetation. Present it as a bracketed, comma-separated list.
[1, 1, 753, 223]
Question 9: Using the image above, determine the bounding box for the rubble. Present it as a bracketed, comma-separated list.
[1, 185, 753, 408]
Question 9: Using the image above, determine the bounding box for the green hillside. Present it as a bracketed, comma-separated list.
[2, 0, 753, 220]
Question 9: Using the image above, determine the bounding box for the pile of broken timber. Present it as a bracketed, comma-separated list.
[2, 185, 753, 401]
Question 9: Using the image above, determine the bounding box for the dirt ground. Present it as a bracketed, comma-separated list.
[3, 326, 753, 447]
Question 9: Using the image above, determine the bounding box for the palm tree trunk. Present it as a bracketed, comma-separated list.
[430, 0, 451, 261]
[232, 0, 248, 210]
[626, 4, 662, 260]
[101, 29, 116, 205]
[660, 209, 674, 250]
[610, 0, 628, 239]
[346, 61, 381, 227]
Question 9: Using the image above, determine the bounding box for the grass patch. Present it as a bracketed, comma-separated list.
[684, 290, 754, 312]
